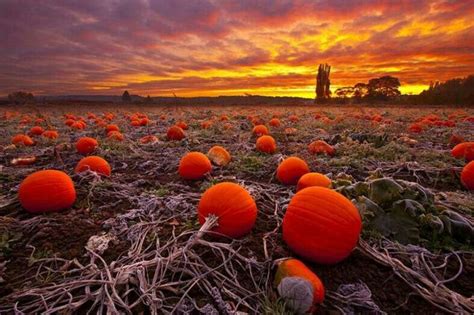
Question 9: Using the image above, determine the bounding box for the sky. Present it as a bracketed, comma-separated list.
[1, 0, 473, 98]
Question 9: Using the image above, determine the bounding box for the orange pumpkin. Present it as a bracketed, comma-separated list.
[131, 119, 141, 127]
[12, 134, 34, 146]
[451, 142, 474, 162]
[275, 258, 325, 306]
[42, 130, 59, 139]
[283, 187, 362, 264]
[29, 126, 44, 136]
[71, 121, 86, 130]
[461, 161, 474, 190]
[75, 156, 111, 176]
[76, 137, 98, 155]
[207, 146, 231, 166]
[277, 157, 310, 185]
[106, 124, 120, 133]
[297, 172, 331, 191]
[19, 170, 76, 213]
[269, 118, 281, 127]
[179, 152, 212, 180]
[201, 120, 213, 129]
[167, 125, 185, 141]
[198, 182, 257, 238]
[140, 135, 158, 144]
[176, 121, 188, 130]
[288, 115, 299, 123]
[408, 123, 423, 133]
[308, 140, 335, 156]
[107, 131, 124, 141]
[252, 124, 269, 136]
[65, 119, 75, 126]
[256, 135, 277, 154]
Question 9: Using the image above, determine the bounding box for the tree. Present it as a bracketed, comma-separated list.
[366, 76, 401, 100]
[315, 63, 331, 103]
[334, 86, 355, 98]
[8, 91, 35, 104]
[122, 90, 131, 102]
[353, 83, 369, 99]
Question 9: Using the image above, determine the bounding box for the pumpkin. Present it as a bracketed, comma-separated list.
[461, 161, 474, 190]
[252, 124, 269, 136]
[275, 258, 325, 308]
[408, 123, 423, 133]
[19, 170, 76, 213]
[107, 131, 124, 141]
[167, 125, 185, 141]
[65, 119, 75, 126]
[140, 135, 158, 144]
[288, 115, 299, 122]
[29, 126, 44, 136]
[139, 118, 150, 126]
[176, 121, 188, 130]
[297, 172, 331, 191]
[201, 120, 213, 129]
[42, 130, 59, 139]
[220, 115, 229, 121]
[451, 142, 474, 162]
[277, 157, 309, 185]
[198, 182, 257, 238]
[284, 127, 297, 135]
[75, 156, 111, 176]
[283, 187, 362, 264]
[76, 137, 98, 155]
[131, 119, 141, 127]
[269, 118, 281, 127]
[207, 146, 231, 166]
[106, 124, 120, 133]
[308, 140, 335, 156]
[179, 152, 212, 180]
[12, 134, 34, 146]
[71, 121, 86, 130]
[256, 135, 277, 154]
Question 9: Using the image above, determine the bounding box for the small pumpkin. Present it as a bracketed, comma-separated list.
[252, 124, 269, 136]
[256, 135, 277, 154]
[451, 142, 474, 162]
[29, 126, 44, 136]
[408, 123, 423, 133]
[76, 137, 98, 155]
[198, 182, 257, 238]
[282, 187, 362, 264]
[19, 170, 76, 213]
[179, 152, 212, 180]
[207, 146, 231, 166]
[107, 131, 124, 141]
[140, 135, 158, 144]
[308, 140, 335, 156]
[461, 160, 474, 190]
[75, 156, 111, 176]
[297, 172, 331, 191]
[288, 115, 299, 123]
[275, 258, 325, 311]
[106, 124, 120, 133]
[42, 130, 59, 139]
[167, 125, 185, 141]
[269, 118, 281, 127]
[176, 121, 188, 130]
[277, 157, 309, 185]
[12, 134, 34, 146]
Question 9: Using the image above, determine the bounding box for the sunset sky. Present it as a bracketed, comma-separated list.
[1, 0, 473, 98]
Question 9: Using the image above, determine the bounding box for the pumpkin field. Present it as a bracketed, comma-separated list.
[0, 104, 473, 314]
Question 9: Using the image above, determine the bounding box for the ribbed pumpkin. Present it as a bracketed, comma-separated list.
[461, 161, 474, 190]
[451, 142, 474, 162]
[75, 156, 111, 176]
[29, 126, 44, 136]
[308, 140, 335, 156]
[42, 130, 59, 139]
[198, 182, 257, 238]
[167, 125, 185, 140]
[256, 135, 277, 154]
[269, 118, 281, 127]
[283, 187, 362, 264]
[277, 157, 310, 185]
[107, 131, 124, 141]
[252, 124, 269, 136]
[207, 146, 231, 166]
[76, 137, 98, 155]
[179, 152, 212, 180]
[274, 258, 325, 306]
[19, 170, 76, 213]
[12, 134, 34, 146]
[297, 172, 331, 191]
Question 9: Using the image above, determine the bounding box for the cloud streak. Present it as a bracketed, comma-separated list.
[0, 0, 473, 97]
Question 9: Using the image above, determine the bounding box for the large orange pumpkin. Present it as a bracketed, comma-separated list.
[297, 172, 331, 191]
[283, 187, 362, 264]
[275, 258, 325, 306]
[19, 170, 76, 213]
[308, 140, 335, 156]
[256, 135, 277, 154]
[167, 125, 185, 140]
[451, 142, 474, 162]
[461, 160, 474, 190]
[207, 146, 231, 166]
[179, 152, 212, 180]
[12, 134, 34, 146]
[277, 157, 310, 185]
[76, 137, 98, 155]
[198, 182, 257, 238]
[252, 124, 269, 136]
[75, 156, 111, 176]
